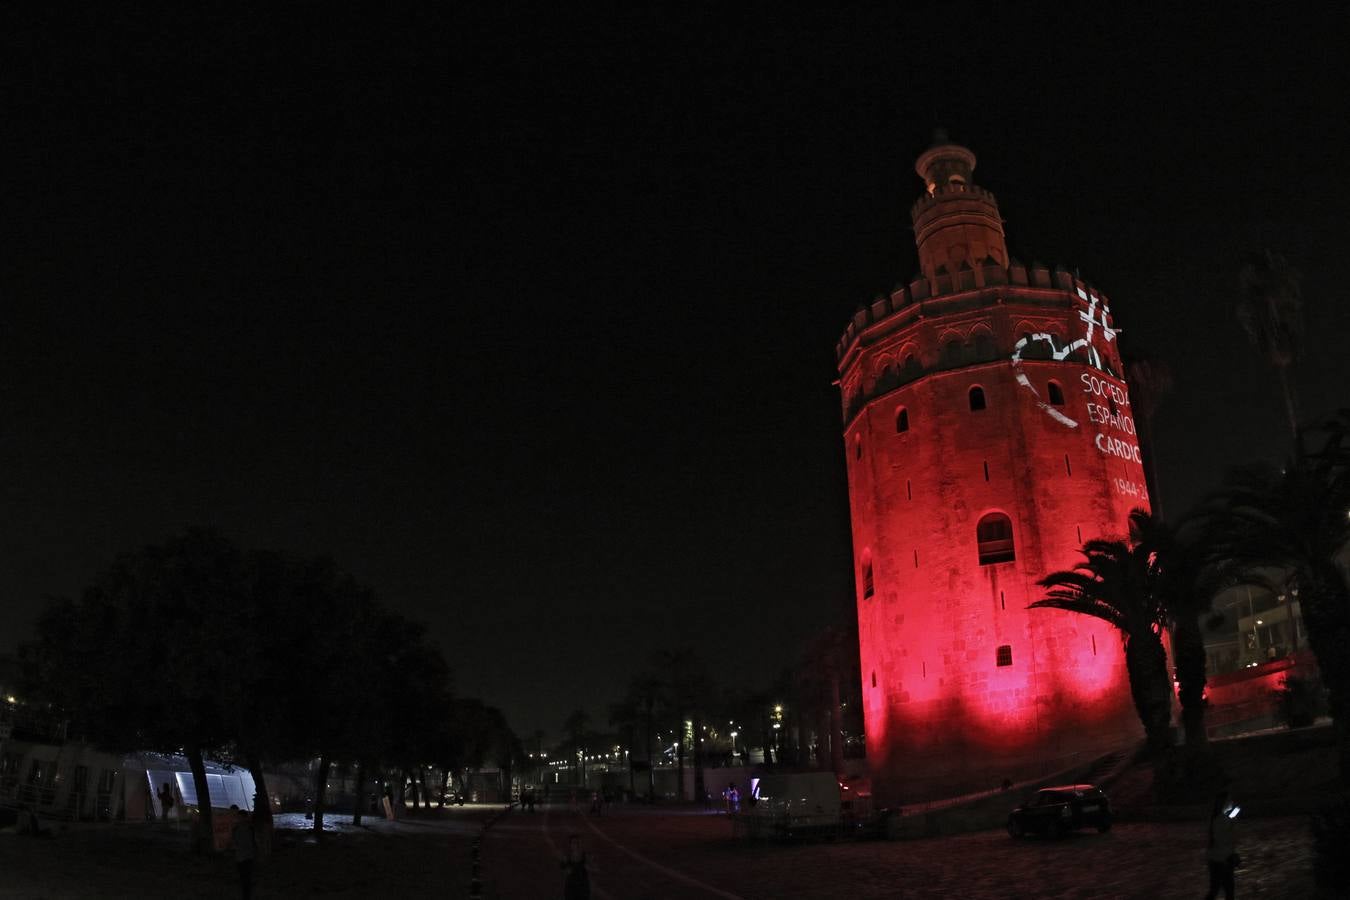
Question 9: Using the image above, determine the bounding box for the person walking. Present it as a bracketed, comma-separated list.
[157, 781, 175, 825]
[230, 805, 257, 900]
[561, 834, 591, 900]
[1204, 790, 1239, 900]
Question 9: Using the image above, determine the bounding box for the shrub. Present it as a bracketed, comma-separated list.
[1274, 676, 1326, 729]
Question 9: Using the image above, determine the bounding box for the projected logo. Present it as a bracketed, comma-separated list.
[1010, 288, 1142, 469]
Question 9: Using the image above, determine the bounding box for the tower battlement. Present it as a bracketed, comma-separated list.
[909, 181, 1000, 219]
[835, 266, 1115, 367]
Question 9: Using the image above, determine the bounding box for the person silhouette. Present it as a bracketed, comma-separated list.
[230, 805, 257, 899]
[1204, 790, 1239, 900]
[561, 834, 591, 899]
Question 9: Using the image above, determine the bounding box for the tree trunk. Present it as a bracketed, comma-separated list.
[1173, 609, 1209, 749]
[312, 755, 330, 835]
[675, 728, 685, 802]
[396, 771, 406, 808]
[246, 753, 274, 859]
[1301, 565, 1350, 784]
[351, 761, 367, 827]
[644, 705, 655, 800]
[1275, 362, 1299, 442]
[184, 745, 214, 854]
[692, 712, 706, 804]
[829, 669, 845, 777]
[1125, 630, 1174, 754]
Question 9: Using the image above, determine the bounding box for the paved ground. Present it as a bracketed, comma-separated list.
[0, 806, 498, 898]
[484, 803, 1323, 899]
[0, 803, 1325, 898]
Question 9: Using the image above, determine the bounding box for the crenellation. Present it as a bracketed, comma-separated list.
[835, 266, 1120, 364]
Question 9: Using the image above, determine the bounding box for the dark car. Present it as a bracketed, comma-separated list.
[1007, 784, 1112, 839]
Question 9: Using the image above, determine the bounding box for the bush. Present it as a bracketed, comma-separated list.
[1275, 676, 1327, 729]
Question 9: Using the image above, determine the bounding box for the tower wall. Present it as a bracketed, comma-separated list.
[837, 148, 1151, 806]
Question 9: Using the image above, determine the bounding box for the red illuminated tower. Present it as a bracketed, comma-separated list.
[836, 138, 1152, 805]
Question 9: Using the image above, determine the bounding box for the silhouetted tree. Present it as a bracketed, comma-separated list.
[1202, 412, 1350, 780]
[621, 674, 666, 799]
[561, 708, 592, 788]
[1032, 511, 1174, 754]
[1237, 249, 1303, 440]
[658, 649, 711, 802]
[24, 529, 248, 852]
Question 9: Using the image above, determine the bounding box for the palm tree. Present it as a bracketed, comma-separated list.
[562, 708, 592, 789]
[618, 674, 665, 800]
[1237, 249, 1304, 441]
[658, 649, 710, 802]
[1124, 354, 1173, 516]
[1202, 411, 1350, 780]
[1135, 513, 1239, 751]
[1031, 510, 1174, 754]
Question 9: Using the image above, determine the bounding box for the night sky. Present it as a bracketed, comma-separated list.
[6, 7, 1348, 736]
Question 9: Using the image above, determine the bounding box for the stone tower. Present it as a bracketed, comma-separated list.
[836, 138, 1151, 805]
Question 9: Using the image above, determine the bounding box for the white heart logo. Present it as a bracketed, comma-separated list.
[1010, 290, 1117, 429]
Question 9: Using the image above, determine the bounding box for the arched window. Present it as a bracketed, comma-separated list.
[861, 554, 874, 599]
[972, 331, 995, 361]
[901, 353, 922, 381]
[1047, 381, 1065, 407]
[1018, 332, 1042, 360]
[977, 513, 1016, 565]
[968, 386, 987, 411]
[942, 339, 963, 368]
[895, 407, 909, 433]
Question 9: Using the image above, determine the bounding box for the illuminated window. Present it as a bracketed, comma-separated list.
[968, 386, 987, 411]
[895, 407, 909, 433]
[977, 513, 1015, 565]
[1048, 381, 1065, 406]
[996, 645, 1013, 667]
[861, 556, 874, 599]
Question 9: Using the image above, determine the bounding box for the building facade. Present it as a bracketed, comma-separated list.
[836, 140, 1151, 805]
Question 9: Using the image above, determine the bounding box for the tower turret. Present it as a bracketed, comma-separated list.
[911, 136, 1008, 283]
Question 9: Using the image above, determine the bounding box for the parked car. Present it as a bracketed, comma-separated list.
[1007, 784, 1112, 839]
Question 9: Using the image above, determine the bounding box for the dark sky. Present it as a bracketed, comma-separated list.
[5, 7, 1347, 736]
